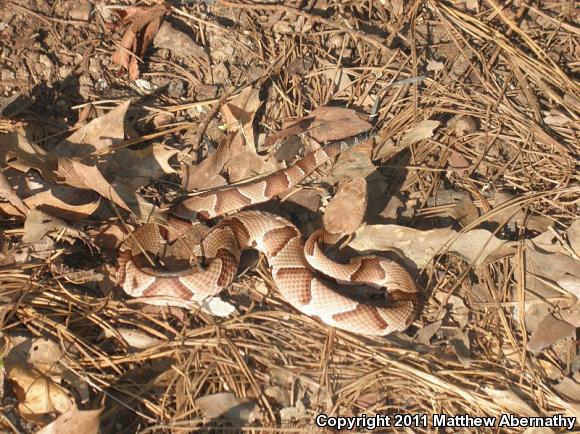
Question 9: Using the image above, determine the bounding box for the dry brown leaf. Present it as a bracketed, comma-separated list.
[280, 400, 308, 424]
[262, 106, 371, 154]
[531, 220, 580, 257]
[21, 186, 100, 220]
[323, 178, 367, 235]
[414, 320, 442, 345]
[322, 68, 353, 97]
[22, 209, 70, 244]
[6, 364, 74, 422]
[0, 125, 56, 179]
[448, 150, 471, 171]
[102, 328, 164, 351]
[527, 314, 576, 355]
[36, 407, 103, 434]
[543, 110, 573, 126]
[553, 378, 580, 403]
[482, 387, 538, 417]
[0, 170, 100, 219]
[109, 143, 178, 190]
[306, 106, 372, 143]
[4, 336, 74, 422]
[225, 131, 282, 183]
[490, 190, 552, 233]
[5, 336, 65, 377]
[55, 159, 163, 222]
[111, 5, 167, 80]
[351, 225, 514, 268]
[440, 326, 471, 367]
[264, 385, 290, 407]
[53, 101, 130, 157]
[0, 169, 27, 215]
[195, 392, 260, 424]
[447, 195, 479, 227]
[55, 159, 129, 210]
[399, 119, 440, 147]
[153, 21, 208, 61]
[222, 86, 262, 148]
[518, 244, 580, 298]
[182, 133, 232, 191]
[280, 187, 323, 212]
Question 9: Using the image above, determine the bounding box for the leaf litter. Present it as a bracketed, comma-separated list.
[0, 1, 579, 432]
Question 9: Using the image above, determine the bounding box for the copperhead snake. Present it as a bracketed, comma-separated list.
[117, 133, 419, 335]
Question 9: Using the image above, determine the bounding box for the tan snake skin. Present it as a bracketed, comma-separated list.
[118, 134, 419, 335]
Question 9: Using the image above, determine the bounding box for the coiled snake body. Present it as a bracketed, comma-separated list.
[117, 134, 419, 335]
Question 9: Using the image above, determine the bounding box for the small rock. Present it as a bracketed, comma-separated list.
[69, 0, 92, 21]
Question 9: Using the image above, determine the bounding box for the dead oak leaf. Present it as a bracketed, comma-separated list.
[109, 143, 178, 190]
[182, 134, 231, 191]
[53, 101, 130, 157]
[111, 5, 168, 80]
[0, 124, 57, 179]
[55, 158, 163, 222]
[221, 86, 261, 147]
[225, 131, 282, 183]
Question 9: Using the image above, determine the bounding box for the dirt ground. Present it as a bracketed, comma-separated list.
[0, 0, 579, 433]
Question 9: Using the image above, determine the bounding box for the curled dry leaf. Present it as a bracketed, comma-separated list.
[0, 124, 56, 179]
[201, 297, 236, 317]
[4, 336, 73, 422]
[447, 151, 471, 171]
[305, 106, 372, 143]
[35, 407, 103, 434]
[0, 170, 100, 219]
[182, 133, 230, 191]
[440, 326, 471, 367]
[553, 378, 580, 403]
[22, 186, 100, 221]
[111, 5, 168, 80]
[5, 336, 65, 376]
[414, 320, 442, 345]
[323, 177, 367, 235]
[517, 243, 580, 298]
[6, 364, 74, 422]
[263, 106, 372, 152]
[490, 190, 552, 233]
